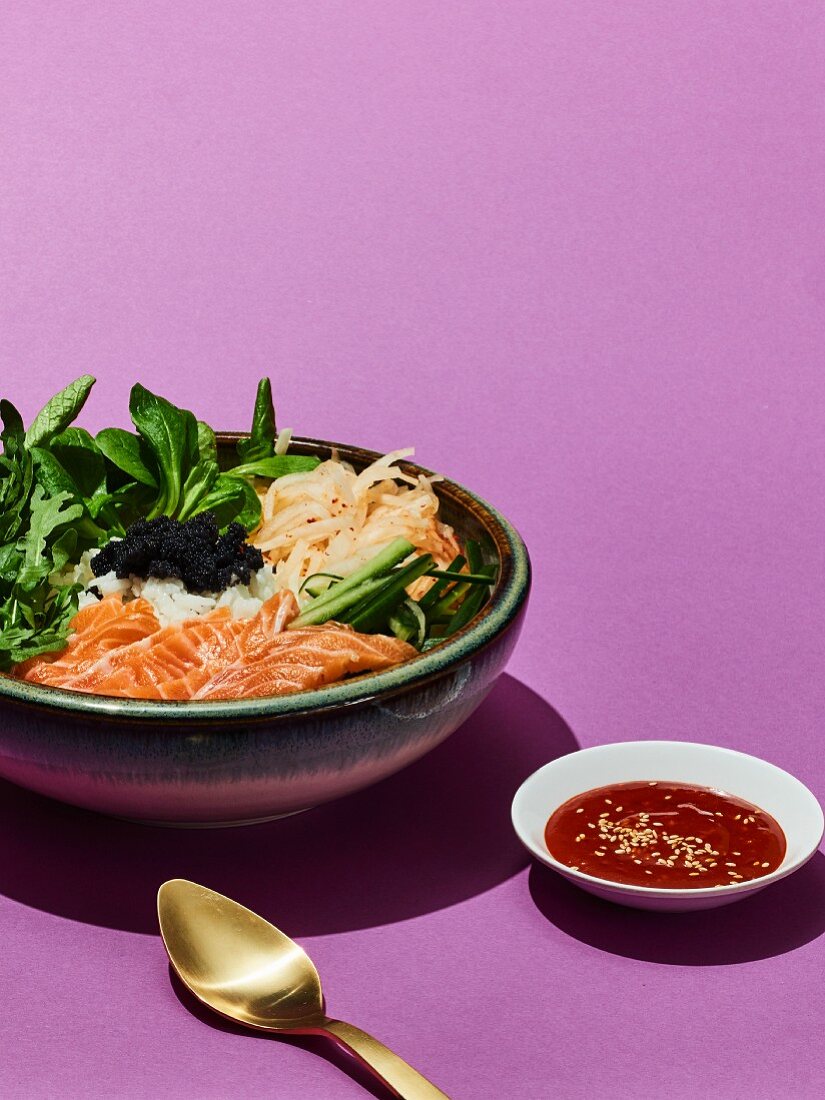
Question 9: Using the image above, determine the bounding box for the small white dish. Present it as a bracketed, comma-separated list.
[511, 740, 824, 912]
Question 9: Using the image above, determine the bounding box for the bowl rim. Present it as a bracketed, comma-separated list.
[511, 740, 825, 899]
[0, 435, 531, 721]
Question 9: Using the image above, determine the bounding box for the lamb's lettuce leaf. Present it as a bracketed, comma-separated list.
[236, 378, 276, 462]
[24, 375, 95, 449]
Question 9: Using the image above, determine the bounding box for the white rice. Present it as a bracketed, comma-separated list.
[56, 551, 279, 628]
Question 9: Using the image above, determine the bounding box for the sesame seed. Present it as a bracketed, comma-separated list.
[604, 799, 612, 805]
[761, 862, 770, 868]
[575, 808, 584, 814]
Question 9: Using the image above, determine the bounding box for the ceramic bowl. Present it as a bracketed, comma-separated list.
[511, 740, 824, 912]
[0, 436, 530, 826]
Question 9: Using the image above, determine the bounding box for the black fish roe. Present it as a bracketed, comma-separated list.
[90, 514, 265, 593]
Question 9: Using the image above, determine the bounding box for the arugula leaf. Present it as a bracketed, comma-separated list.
[0, 400, 33, 544]
[0, 457, 33, 544]
[0, 583, 80, 668]
[236, 378, 276, 462]
[24, 375, 95, 449]
[0, 543, 22, 582]
[95, 428, 158, 488]
[17, 486, 83, 589]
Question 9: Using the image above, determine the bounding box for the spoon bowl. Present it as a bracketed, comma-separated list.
[158, 879, 449, 1098]
[158, 879, 325, 1029]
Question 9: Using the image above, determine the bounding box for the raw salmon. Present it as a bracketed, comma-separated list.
[193, 624, 417, 700]
[14, 589, 416, 700]
[16, 596, 161, 686]
[67, 608, 247, 699]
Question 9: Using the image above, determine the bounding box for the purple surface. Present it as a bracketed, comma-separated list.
[2, 2, 825, 1096]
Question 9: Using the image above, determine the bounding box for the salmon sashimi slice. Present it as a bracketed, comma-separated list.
[102, 590, 299, 699]
[17, 596, 161, 686]
[234, 590, 300, 653]
[193, 624, 417, 700]
[64, 607, 246, 698]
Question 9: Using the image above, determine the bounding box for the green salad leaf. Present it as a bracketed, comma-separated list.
[228, 455, 320, 479]
[17, 486, 84, 589]
[196, 420, 218, 463]
[95, 428, 158, 487]
[24, 375, 95, 449]
[200, 474, 262, 531]
[236, 378, 276, 462]
[129, 383, 199, 517]
[0, 381, 97, 670]
[0, 401, 33, 545]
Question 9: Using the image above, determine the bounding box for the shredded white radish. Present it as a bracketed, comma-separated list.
[251, 449, 461, 599]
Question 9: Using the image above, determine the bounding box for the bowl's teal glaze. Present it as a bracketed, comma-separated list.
[0, 438, 530, 824]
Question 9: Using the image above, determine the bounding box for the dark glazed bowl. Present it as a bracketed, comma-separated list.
[0, 437, 530, 825]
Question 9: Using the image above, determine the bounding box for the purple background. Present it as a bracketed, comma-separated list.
[2, 2, 825, 1097]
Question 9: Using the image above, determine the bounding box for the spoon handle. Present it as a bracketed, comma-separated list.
[322, 1018, 451, 1099]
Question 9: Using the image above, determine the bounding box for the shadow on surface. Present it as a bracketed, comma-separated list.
[169, 969, 394, 1100]
[529, 850, 825, 965]
[0, 674, 577, 936]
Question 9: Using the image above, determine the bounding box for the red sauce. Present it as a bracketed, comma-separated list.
[544, 781, 786, 889]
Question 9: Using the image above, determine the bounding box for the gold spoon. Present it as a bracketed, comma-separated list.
[157, 879, 450, 1100]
